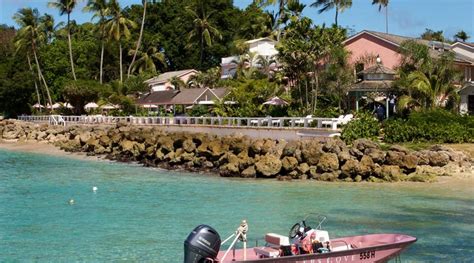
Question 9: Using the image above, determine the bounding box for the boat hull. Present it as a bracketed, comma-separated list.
[218, 234, 417, 263]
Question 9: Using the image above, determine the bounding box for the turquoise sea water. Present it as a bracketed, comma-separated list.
[0, 149, 473, 262]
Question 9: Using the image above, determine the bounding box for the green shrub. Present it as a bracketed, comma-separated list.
[341, 111, 380, 143]
[383, 109, 474, 143]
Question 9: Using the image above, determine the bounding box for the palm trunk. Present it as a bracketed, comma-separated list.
[100, 41, 104, 84]
[335, 7, 339, 26]
[32, 42, 53, 109]
[385, 5, 388, 33]
[119, 42, 123, 83]
[67, 13, 77, 80]
[27, 54, 42, 112]
[128, 0, 147, 78]
[200, 34, 204, 69]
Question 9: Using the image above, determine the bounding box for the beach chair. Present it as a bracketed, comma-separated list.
[321, 115, 344, 128]
[295, 115, 313, 126]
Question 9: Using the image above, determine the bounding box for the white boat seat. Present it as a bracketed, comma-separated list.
[254, 247, 280, 258]
[265, 233, 290, 246]
[311, 229, 329, 243]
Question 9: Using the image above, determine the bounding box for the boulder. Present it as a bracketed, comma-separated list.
[352, 138, 379, 152]
[402, 154, 419, 170]
[341, 159, 359, 178]
[255, 154, 282, 177]
[428, 151, 450, 167]
[317, 153, 339, 172]
[388, 145, 411, 154]
[309, 166, 318, 179]
[283, 141, 300, 157]
[219, 162, 240, 177]
[337, 150, 352, 164]
[301, 140, 323, 165]
[99, 135, 111, 147]
[322, 139, 343, 154]
[157, 136, 174, 153]
[241, 165, 257, 178]
[379, 165, 405, 182]
[358, 155, 375, 177]
[182, 139, 196, 153]
[296, 163, 310, 174]
[365, 148, 386, 164]
[282, 156, 298, 172]
[261, 139, 277, 155]
[249, 139, 265, 156]
[385, 151, 405, 166]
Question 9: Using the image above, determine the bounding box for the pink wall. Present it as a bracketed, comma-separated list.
[345, 34, 402, 70]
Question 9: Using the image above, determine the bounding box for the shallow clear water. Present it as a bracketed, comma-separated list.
[0, 149, 473, 262]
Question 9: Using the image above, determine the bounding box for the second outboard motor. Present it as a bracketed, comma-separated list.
[184, 225, 221, 263]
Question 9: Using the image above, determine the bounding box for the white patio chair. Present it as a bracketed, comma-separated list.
[321, 115, 344, 128]
[340, 114, 354, 125]
[295, 115, 313, 125]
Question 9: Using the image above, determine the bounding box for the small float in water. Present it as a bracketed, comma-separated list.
[184, 214, 416, 263]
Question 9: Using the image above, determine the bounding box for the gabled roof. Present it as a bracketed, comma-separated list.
[359, 64, 396, 75]
[345, 30, 474, 65]
[245, 37, 276, 44]
[452, 41, 474, 49]
[144, 69, 198, 85]
[171, 88, 227, 105]
[135, 90, 178, 105]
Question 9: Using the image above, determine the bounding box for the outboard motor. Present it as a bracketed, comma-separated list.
[184, 225, 221, 263]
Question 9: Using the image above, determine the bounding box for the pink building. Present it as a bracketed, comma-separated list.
[343, 31, 474, 114]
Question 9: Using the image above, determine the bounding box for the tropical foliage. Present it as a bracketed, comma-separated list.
[395, 40, 462, 113]
[383, 110, 474, 143]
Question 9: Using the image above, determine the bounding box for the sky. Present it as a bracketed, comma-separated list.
[1, 0, 473, 40]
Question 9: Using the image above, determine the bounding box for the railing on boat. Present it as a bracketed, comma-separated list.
[17, 115, 341, 130]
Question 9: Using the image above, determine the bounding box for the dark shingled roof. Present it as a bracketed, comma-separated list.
[136, 90, 178, 105]
[171, 88, 209, 105]
[359, 64, 396, 75]
[350, 80, 394, 92]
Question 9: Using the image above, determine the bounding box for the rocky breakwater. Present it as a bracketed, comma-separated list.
[1, 119, 472, 182]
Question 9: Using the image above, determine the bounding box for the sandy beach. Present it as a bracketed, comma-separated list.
[0, 141, 105, 162]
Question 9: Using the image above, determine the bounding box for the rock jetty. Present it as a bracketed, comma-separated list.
[1, 120, 472, 182]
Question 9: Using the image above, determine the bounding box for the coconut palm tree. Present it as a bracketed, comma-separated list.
[372, 0, 389, 33]
[310, 0, 352, 26]
[39, 13, 63, 43]
[13, 8, 53, 108]
[256, 55, 277, 77]
[454, 30, 470, 42]
[105, 0, 136, 83]
[397, 52, 461, 111]
[186, 5, 222, 68]
[48, 0, 78, 80]
[127, 0, 150, 78]
[128, 46, 166, 74]
[84, 0, 109, 84]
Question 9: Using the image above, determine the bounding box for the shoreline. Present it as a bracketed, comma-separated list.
[1, 140, 472, 186]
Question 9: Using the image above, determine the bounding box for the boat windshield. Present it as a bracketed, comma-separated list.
[289, 213, 327, 239]
[302, 213, 327, 230]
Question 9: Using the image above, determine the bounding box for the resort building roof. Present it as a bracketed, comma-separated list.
[136, 88, 228, 106]
[345, 30, 474, 65]
[144, 69, 198, 86]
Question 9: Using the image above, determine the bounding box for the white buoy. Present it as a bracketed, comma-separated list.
[92, 186, 98, 192]
[68, 199, 75, 205]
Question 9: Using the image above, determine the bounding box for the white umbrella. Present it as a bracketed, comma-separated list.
[84, 102, 99, 109]
[63, 102, 74, 109]
[101, 103, 118, 110]
[263, 96, 289, 106]
[33, 103, 44, 109]
[48, 102, 61, 109]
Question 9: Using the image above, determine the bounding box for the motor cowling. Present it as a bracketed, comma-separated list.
[184, 225, 221, 263]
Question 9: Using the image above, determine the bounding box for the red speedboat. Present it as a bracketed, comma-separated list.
[184, 214, 417, 263]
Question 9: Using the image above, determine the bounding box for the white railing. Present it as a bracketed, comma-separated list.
[17, 115, 342, 130]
